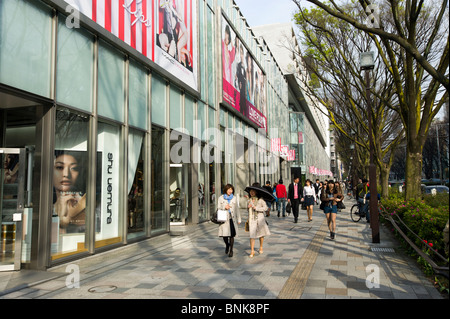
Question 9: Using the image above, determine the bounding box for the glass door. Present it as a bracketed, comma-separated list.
[1, 148, 25, 271]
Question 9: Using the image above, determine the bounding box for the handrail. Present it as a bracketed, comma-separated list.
[379, 204, 449, 280]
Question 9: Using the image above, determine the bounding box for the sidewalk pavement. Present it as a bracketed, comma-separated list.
[0, 199, 445, 300]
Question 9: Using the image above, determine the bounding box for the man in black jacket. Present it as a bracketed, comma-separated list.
[288, 176, 303, 223]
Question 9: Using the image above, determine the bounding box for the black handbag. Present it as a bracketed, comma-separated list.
[301, 202, 307, 210]
[286, 201, 291, 214]
[337, 201, 345, 210]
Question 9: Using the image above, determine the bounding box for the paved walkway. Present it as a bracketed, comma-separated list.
[0, 199, 444, 300]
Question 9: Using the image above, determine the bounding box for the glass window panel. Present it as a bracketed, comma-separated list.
[197, 101, 206, 141]
[0, 0, 52, 97]
[96, 121, 123, 245]
[208, 106, 216, 144]
[169, 85, 182, 130]
[127, 129, 145, 239]
[206, 7, 215, 106]
[151, 73, 167, 127]
[129, 60, 148, 130]
[52, 108, 90, 259]
[219, 108, 226, 127]
[151, 125, 167, 233]
[198, 142, 206, 222]
[56, 14, 94, 112]
[98, 41, 125, 122]
[199, 0, 207, 101]
[184, 94, 195, 136]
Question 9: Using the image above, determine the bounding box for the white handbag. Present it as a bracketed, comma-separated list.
[216, 209, 228, 222]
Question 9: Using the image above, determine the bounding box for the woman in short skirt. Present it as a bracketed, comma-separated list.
[302, 179, 316, 222]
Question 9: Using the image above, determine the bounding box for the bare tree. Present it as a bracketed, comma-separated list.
[293, 0, 449, 200]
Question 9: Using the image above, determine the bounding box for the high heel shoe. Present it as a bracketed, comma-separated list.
[259, 249, 263, 254]
[249, 251, 255, 258]
[228, 250, 233, 257]
[225, 245, 230, 254]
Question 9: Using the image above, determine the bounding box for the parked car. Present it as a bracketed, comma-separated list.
[423, 185, 449, 194]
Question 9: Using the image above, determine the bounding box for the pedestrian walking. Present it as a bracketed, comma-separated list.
[288, 176, 303, 223]
[245, 183, 272, 258]
[263, 181, 273, 217]
[272, 183, 278, 212]
[302, 179, 316, 222]
[313, 179, 320, 204]
[218, 184, 241, 257]
[334, 181, 345, 212]
[320, 180, 341, 240]
[275, 179, 287, 217]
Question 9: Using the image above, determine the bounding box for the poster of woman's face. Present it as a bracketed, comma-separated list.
[53, 150, 87, 233]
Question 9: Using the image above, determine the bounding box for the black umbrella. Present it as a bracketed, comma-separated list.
[245, 185, 276, 202]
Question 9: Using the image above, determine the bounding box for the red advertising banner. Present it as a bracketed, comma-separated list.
[298, 132, 303, 144]
[221, 15, 267, 131]
[309, 166, 332, 176]
[64, 0, 198, 90]
[270, 138, 281, 153]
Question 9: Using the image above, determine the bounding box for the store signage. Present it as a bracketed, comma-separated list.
[63, 0, 198, 90]
[298, 132, 303, 144]
[123, 0, 152, 28]
[106, 152, 113, 224]
[270, 138, 281, 153]
[287, 149, 295, 162]
[280, 145, 289, 157]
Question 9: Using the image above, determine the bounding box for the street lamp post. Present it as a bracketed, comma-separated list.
[360, 51, 380, 243]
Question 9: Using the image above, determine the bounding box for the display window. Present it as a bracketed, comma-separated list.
[51, 108, 90, 260]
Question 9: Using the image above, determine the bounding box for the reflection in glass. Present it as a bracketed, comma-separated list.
[128, 129, 145, 239]
[151, 126, 166, 232]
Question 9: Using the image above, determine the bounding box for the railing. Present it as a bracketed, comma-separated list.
[379, 204, 449, 280]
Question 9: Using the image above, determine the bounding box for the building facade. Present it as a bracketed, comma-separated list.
[0, 0, 304, 271]
[253, 23, 332, 184]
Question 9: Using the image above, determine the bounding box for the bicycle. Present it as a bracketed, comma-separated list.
[350, 203, 364, 222]
[350, 200, 381, 223]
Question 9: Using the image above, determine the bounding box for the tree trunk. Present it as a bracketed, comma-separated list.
[380, 163, 390, 199]
[405, 149, 423, 200]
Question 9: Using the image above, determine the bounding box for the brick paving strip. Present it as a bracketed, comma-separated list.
[278, 218, 329, 299]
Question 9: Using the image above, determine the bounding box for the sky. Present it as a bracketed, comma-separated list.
[233, 0, 300, 28]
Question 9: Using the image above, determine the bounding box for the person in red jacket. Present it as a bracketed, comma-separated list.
[275, 179, 287, 217]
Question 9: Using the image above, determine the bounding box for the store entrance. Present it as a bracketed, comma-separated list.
[1, 92, 40, 271]
[0, 148, 26, 271]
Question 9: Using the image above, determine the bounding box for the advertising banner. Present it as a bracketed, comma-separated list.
[221, 15, 267, 131]
[64, 0, 198, 90]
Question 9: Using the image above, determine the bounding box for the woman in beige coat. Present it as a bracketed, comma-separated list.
[218, 184, 241, 257]
[247, 187, 271, 258]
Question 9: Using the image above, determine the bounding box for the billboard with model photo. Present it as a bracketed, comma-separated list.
[221, 15, 267, 130]
[63, 0, 198, 90]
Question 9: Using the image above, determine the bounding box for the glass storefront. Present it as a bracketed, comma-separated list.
[0, 0, 295, 270]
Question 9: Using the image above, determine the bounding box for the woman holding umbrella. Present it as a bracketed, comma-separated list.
[245, 183, 273, 258]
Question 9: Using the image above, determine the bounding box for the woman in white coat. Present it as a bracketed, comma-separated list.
[247, 184, 271, 258]
[218, 184, 241, 257]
